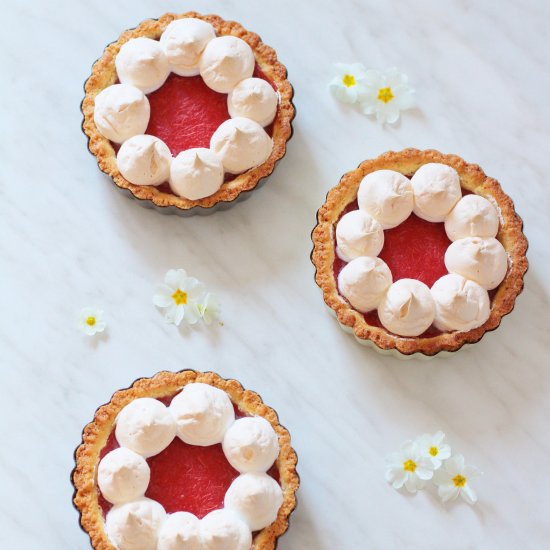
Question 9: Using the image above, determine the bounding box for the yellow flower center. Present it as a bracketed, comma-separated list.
[403, 459, 417, 473]
[342, 74, 356, 88]
[429, 446, 439, 456]
[377, 87, 394, 103]
[453, 474, 467, 487]
[85, 316, 96, 326]
[172, 289, 188, 305]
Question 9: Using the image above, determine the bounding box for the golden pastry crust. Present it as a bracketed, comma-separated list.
[82, 12, 295, 213]
[311, 148, 529, 357]
[72, 370, 299, 550]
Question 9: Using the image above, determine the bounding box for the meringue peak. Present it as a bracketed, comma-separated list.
[228, 77, 279, 127]
[357, 170, 414, 229]
[378, 279, 435, 337]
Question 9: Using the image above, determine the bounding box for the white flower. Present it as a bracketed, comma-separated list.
[153, 269, 206, 326]
[385, 440, 435, 493]
[329, 63, 368, 104]
[77, 307, 106, 336]
[197, 293, 220, 325]
[359, 67, 415, 124]
[415, 431, 451, 469]
[433, 454, 481, 504]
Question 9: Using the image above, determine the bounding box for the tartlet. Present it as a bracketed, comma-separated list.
[82, 12, 295, 216]
[311, 148, 528, 358]
[72, 370, 299, 549]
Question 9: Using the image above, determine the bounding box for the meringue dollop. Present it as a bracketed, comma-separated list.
[444, 194, 500, 241]
[105, 498, 166, 550]
[222, 416, 280, 473]
[169, 148, 224, 200]
[115, 37, 170, 94]
[169, 382, 235, 446]
[357, 170, 414, 229]
[200, 509, 252, 550]
[431, 274, 490, 332]
[117, 134, 172, 186]
[97, 447, 151, 505]
[159, 18, 216, 76]
[224, 473, 283, 531]
[115, 397, 177, 458]
[338, 256, 393, 313]
[377, 278, 435, 337]
[93, 84, 150, 144]
[157, 512, 201, 550]
[411, 163, 462, 222]
[227, 77, 278, 127]
[199, 36, 255, 93]
[444, 237, 508, 290]
[210, 117, 272, 174]
[335, 209, 384, 262]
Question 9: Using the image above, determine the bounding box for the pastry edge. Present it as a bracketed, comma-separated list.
[72, 370, 300, 550]
[311, 148, 529, 357]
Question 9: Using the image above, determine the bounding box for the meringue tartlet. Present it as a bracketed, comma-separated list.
[72, 370, 299, 550]
[82, 12, 295, 215]
[311, 149, 528, 358]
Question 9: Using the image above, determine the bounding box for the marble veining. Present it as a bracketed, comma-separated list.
[1, 0, 549, 548]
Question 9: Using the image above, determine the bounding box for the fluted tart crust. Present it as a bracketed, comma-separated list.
[82, 12, 295, 213]
[311, 148, 528, 357]
[72, 370, 299, 549]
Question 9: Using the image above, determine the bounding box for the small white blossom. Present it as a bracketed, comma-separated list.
[433, 454, 481, 505]
[77, 307, 106, 336]
[329, 63, 368, 104]
[153, 269, 206, 326]
[197, 293, 220, 325]
[385, 440, 435, 493]
[359, 67, 415, 124]
[415, 431, 451, 469]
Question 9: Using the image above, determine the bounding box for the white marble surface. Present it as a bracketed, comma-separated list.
[1, 0, 549, 548]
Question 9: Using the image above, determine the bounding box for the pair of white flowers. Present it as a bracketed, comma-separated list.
[385, 432, 481, 505]
[77, 269, 220, 335]
[329, 64, 415, 124]
[153, 268, 220, 327]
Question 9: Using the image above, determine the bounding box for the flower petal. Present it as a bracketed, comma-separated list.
[184, 304, 200, 325]
[444, 455, 463, 476]
[187, 280, 207, 300]
[438, 445, 452, 460]
[386, 465, 402, 483]
[165, 269, 185, 289]
[438, 483, 459, 503]
[416, 465, 434, 481]
[461, 484, 478, 505]
[153, 285, 173, 307]
[385, 105, 401, 125]
[172, 305, 185, 326]
[403, 474, 419, 493]
[400, 440, 417, 457]
[385, 67, 408, 88]
[394, 87, 416, 110]
[202, 293, 220, 325]
[390, 469, 407, 489]
[330, 80, 358, 104]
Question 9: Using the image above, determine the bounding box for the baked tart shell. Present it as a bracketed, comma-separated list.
[82, 12, 295, 216]
[72, 370, 299, 549]
[311, 148, 529, 358]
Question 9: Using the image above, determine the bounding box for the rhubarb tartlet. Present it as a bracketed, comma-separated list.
[72, 370, 299, 549]
[82, 12, 294, 215]
[311, 149, 528, 358]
